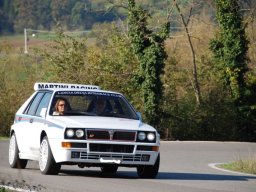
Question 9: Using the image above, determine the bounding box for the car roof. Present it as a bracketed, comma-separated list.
[34, 82, 122, 95]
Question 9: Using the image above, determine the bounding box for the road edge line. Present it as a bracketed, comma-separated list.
[0, 185, 36, 192]
[208, 163, 256, 177]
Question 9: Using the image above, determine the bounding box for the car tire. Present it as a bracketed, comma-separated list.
[101, 165, 118, 174]
[9, 133, 28, 169]
[39, 136, 61, 175]
[137, 154, 160, 179]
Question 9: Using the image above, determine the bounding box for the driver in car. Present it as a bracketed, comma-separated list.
[53, 98, 68, 115]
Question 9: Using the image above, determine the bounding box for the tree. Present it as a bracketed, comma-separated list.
[87, 23, 140, 106]
[13, 0, 40, 32]
[127, 0, 170, 127]
[38, 31, 89, 84]
[210, 0, 248, 103]
[210, 0, 256, 141]
[172, 0, 201, 105]
[0, 0, 15, 33]
[71, 1, 85, 28]
[37, 0, 52, 30]
[50, 0, 71, 29]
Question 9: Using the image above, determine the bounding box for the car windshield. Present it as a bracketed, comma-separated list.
[50, 91, 138, 120]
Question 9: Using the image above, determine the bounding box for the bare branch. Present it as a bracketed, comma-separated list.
[243, 6, 256, 28]
[172, 0, 201, 105]
[186, 6, 193, 26]
[117, 18, 129, 39]
[166, 0, 176, 21]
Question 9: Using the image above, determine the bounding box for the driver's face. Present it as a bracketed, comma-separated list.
[58, 100, 66, 114]
[96, 99, 106, 113]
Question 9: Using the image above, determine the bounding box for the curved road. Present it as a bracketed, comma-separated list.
[0, 140, 255, 192]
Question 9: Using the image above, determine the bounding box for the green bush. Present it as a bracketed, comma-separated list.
[0, 43, 38, 136]
[0, 187, 8, 192]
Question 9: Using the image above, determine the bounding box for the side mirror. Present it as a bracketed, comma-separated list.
[40, 108, 47, 118]
[136, 112, 142, 121]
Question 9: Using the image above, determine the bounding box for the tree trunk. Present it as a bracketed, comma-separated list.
[173, 0, 201, 105]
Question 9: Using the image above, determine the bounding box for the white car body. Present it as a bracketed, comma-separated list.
[9, 83, 160, 178]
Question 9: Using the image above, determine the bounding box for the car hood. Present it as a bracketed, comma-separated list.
[48, 116, 155, 131]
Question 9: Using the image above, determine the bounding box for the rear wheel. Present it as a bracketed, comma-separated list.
[39, 136, 61, 175]
[101, 165, 118, 174]
[137, 154, 160, 179]
[9, 133, 27, 169]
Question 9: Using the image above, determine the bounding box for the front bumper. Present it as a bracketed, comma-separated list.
[49, 139, 160, 166]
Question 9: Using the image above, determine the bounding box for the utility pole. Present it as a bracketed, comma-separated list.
[24, 28, 28, 54]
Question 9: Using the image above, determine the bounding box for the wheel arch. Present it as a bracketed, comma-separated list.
[40, 131, 47, 143]
[40, 130, 58, 162]
[10, 129, 15, 137]
[9, 130, 20, 151]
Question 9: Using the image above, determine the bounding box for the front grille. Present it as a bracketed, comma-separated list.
[113, 131, 136, 141]
[87, 130, 109, 140]
[89, 144, 134, 153]
[80, 152, 150, 162]
[86, 129, 136, 141]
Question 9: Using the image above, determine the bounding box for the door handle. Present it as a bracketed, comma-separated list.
[29, 118, 34, 123]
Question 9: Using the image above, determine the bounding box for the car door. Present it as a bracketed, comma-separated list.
[31, 92, 53, 156]
[21, 92, 52, 158]
[17, 92, 45, 155]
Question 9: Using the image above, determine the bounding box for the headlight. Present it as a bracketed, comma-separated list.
[136, 131, 156, 142]
[76, 129, 84, 138]
[65, 128, 86, 139]
[66, 129, 74, 137]
[138, 132, 146, 141]
[147, 133, 155, 141]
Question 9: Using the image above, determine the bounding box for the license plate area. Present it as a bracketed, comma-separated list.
[100, 157, 121, 164]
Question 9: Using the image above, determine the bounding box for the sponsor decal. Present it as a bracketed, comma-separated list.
[56, 91, 121, 97]
[15, 115, 63, 129]
[34, 83, 100, 91]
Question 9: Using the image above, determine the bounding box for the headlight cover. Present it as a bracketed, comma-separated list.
[65, 128, 86, 139]
[76, 129, 84, 138]
[137, 131, 156, 143]
[66, 129, 74, 138]
[138, 132, 146, 141]
[147, 132, 155, 141]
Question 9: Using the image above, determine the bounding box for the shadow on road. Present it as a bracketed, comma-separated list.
[59, 169, 256, 181]
[60, 169, 138, 179]
[157, 172, 256, 181]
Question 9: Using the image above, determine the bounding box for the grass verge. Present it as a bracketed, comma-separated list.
[0, 187, 13, 192]
[219, 157, 256, 175]
[0, 136, 9, 141]
[1, 180, 46, 192]
[0, 187, 8, 192]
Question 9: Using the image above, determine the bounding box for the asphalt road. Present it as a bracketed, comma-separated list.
[0, 140, 255, 192]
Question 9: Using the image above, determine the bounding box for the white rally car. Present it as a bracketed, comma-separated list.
[9, 83, 160, 178]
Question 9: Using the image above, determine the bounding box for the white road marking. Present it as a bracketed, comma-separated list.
[0, 185, 36, 192]
[208, 163, 256, 177]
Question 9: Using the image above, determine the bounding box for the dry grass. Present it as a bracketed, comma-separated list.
[221, 154, 256, 175]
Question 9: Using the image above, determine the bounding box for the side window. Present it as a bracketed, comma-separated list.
[35, 92, 53, 116]
[25, 92, 44, 116]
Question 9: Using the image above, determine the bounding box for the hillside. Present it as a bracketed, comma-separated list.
[1, 0, 213, 34]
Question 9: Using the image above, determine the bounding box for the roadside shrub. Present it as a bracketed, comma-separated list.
[0, 43, 38, 136]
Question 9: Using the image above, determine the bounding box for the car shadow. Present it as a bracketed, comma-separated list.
[59, 169, 256, 181]
[59, 169, 137, 179]
[156, 172, 256, 181]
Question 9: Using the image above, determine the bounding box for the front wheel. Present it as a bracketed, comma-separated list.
[137, 154, 160, 179]
[9, 133, 27, 169]
[39, 136, 61, 175]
